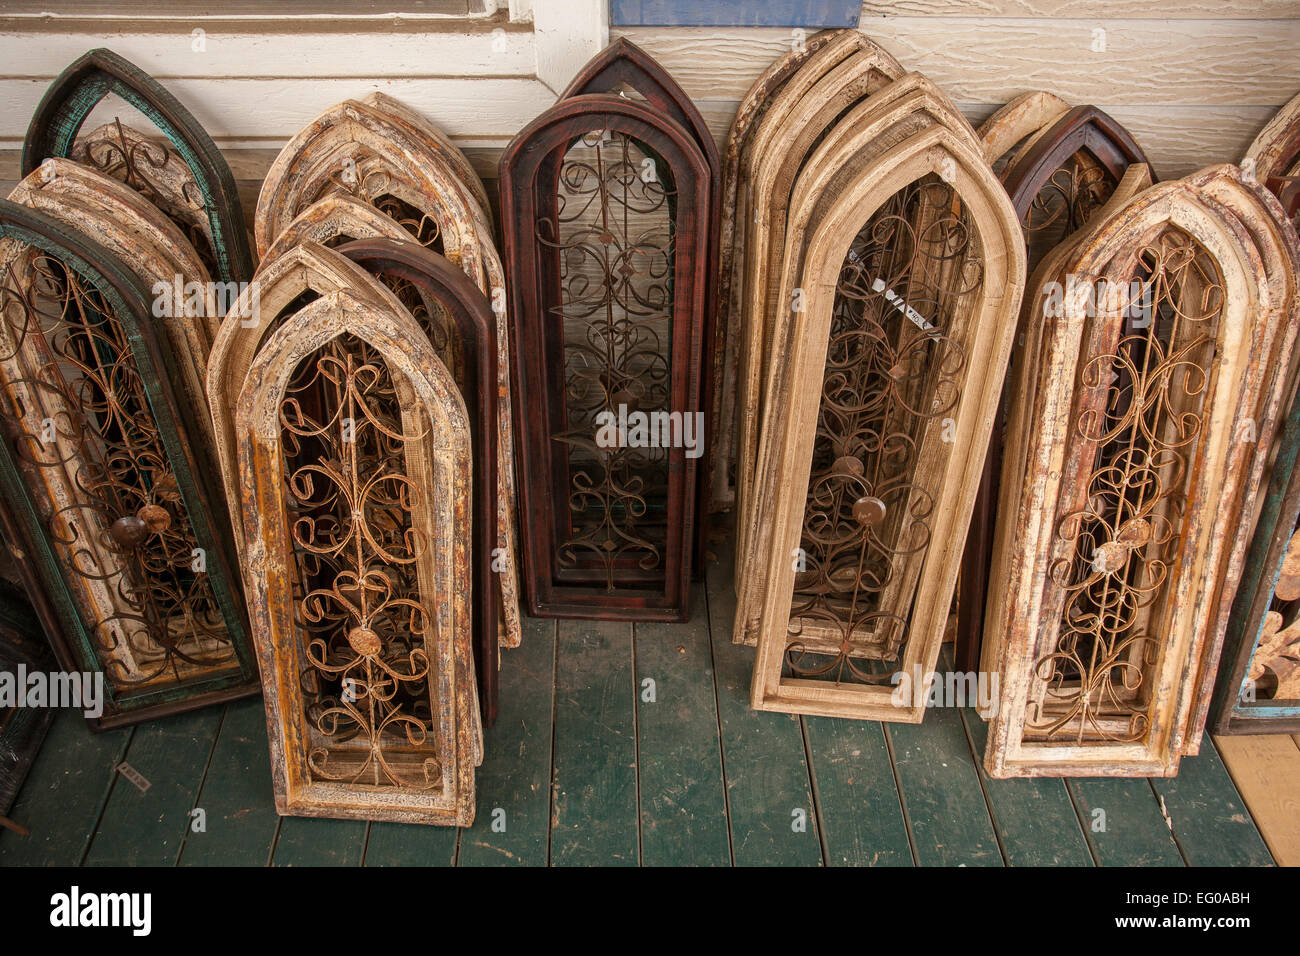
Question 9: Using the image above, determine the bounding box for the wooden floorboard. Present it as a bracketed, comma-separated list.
[456, 616, 557, 867]
[549, 619, 639, 866]
[0, 528, 1281, 867]
[1068, 777, 1185, 866]
[271, 816, 367, 867]
[634, 588, 731, 866]
[0, 709, 129, 866]
[888, 705, 1004, 866]
[83, 707, 222, 867]
[703, 541, 822, 866]
[1150, 738, 1273, 866]
[803, 715, 912, 866]
[960, 706, 1094, 867]
[177, 699, 279, 866]
[1214, 733, 1300, 866]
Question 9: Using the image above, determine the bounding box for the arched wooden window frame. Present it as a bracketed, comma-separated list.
[21, 48, 253, 287]
[1244, 89, 1300, 216]
[982, 168, 1298, 776]
[0, 200, 254, 728]
[734, 79, 984, 647]
[9, 160, 220, 439]
[562, 37, 722, 570]
[257, 97, 521, 648]
[976, 91, 1072, 171]
[500, 93, 711, 620]
[744, 118, 1026, 721]
[259, 194, 415, 269]
[715, 31, 903, 514]
[336, 237, 502, 726]
[957, 105, 1154, 674]
[208, 242, 415, 556]
[236, 290, 477, 825]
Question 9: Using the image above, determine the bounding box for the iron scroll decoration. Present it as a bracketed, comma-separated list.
[21, 48, 254, 287]
[0, 200, 255, 729]
[336, 237, 501, 728]
[956, 105, 1154, 675]
[560, 38, 721, 574]
[499, 93, 710, 621]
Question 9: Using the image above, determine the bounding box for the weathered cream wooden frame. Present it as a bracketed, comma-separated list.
[746, 118, 1025, 721]
[982, 168, 1298, 777]
[236, 289, 478, 825]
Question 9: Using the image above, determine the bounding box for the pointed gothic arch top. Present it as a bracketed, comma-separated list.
[21, 48, 253, 287]
[981, 167, 1298, 776]
[235, 287, 477, 824]
[1002, 105, 1155, 220]
[561, 38, 717, 172]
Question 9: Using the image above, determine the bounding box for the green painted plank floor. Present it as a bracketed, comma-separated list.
[0, 538, 1274, 867]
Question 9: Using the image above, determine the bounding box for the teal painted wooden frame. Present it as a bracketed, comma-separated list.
[1212, 392, 1300, 734]
[20, 47, 254, 287]
[0, 200, 257, 730]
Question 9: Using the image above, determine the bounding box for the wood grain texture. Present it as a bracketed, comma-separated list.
[803, 716, 912, 866]
[1150, 738, 1274, 866]
[614, 24, 1300, 106]
[1215, 733, 1300, 866]
[888, 708, 1003, 866]
[982, 167, 1300, 777]
[1068, 777, 1184, 866]
[0, 709, 129, 866]
[457, 616, 557, 866]
[271, 817, 366, 866]
[83, 708, 222, 867]
[961, 708, 1093, 866]
[703, 536, 821, 865]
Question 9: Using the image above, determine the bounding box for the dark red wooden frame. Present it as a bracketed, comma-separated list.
[561, 38, 721, 576]
[957, 106, 1153, 674]
[499, 93, 710, 621]
[337, 238, 501, 727]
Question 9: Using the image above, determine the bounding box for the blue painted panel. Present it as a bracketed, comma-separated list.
[610, 1, 861, 27]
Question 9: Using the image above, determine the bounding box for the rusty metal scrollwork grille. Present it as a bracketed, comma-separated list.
[539, 130, 674, 589]
[1023, 152, 1117, 269]
[73, 119, 218, 278]
[785, 175, 983, 682]
[0, 247, 237, 692]
[323, 156, 444, 250]
[1029, 225, 1223, 742]
[279, 333, 444, 790]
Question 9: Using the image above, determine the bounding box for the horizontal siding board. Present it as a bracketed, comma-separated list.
[860, 1, 1296, 16]
[3, 98, 1267, 187]
[612, 1, 860, 27]
[612, 23, 1300, 106]
[0, 76, 555, 144]
[0, 30, 537, 77]
[691, 100, 1274, 180]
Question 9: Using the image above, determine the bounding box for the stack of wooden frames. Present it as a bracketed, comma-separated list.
[1211, 91, 1300, 735]
[979, 165, 1300, 776]
[0, 49, 257, 728]
[956, 93, 1155, 674]
[499, 40, 717, 621]
[722, 34, 1027, 721]
[216, 93, 508, 824]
